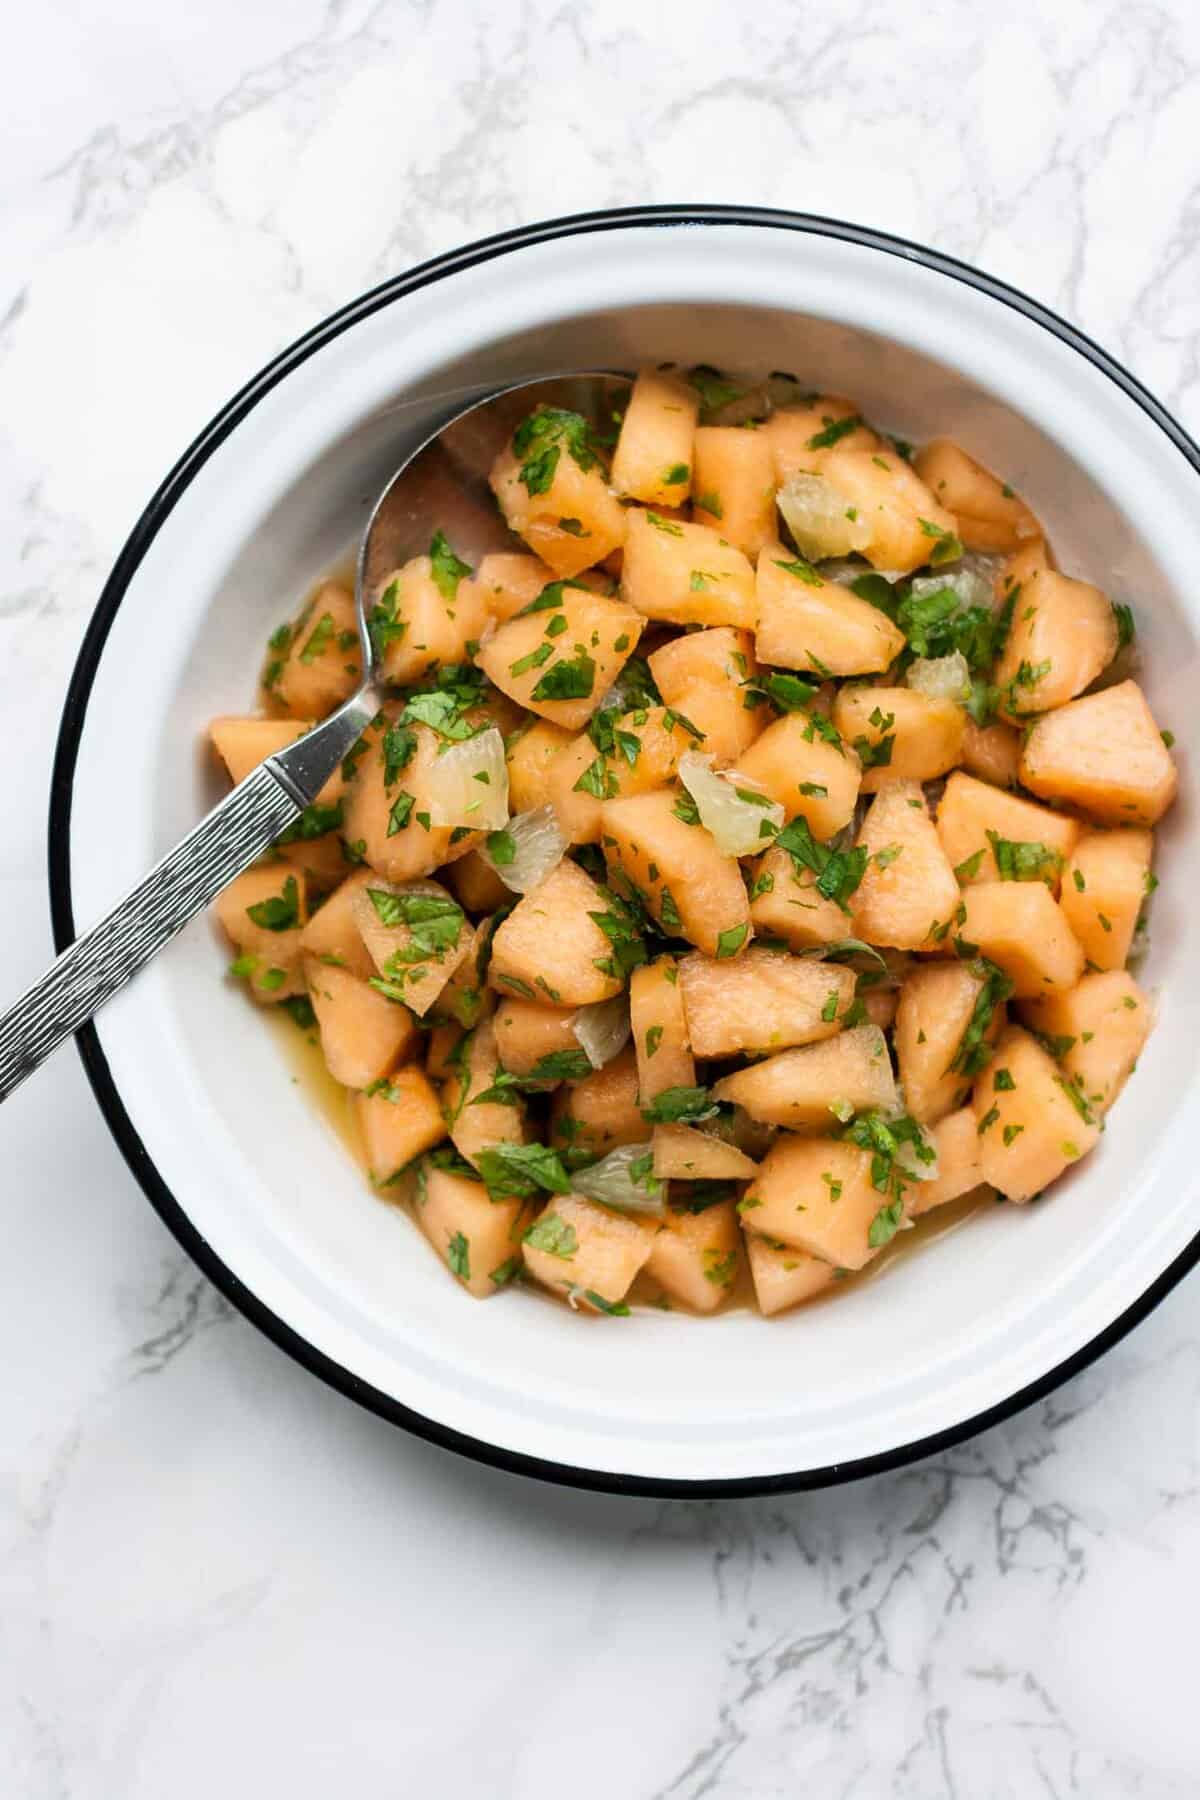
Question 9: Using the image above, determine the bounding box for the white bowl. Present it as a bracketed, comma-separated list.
[52, 206, 1200, 1495]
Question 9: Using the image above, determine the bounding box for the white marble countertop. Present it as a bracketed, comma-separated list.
[5, 2, 1200, 1793]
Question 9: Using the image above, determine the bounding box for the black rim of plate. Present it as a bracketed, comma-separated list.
[48, 204, 1200, 1499]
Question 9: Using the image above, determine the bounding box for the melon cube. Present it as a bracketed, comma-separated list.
[936, 771, 1079, 890]
[353, 1065, 447, 1184]
[415, 1162, 530, 1298]
[506, 718, 576, 812]
[645, 1198, 742, 1312]
[210, 715, 315, 787]
[907, 1107, 985, 1215]
[912, 440, 1041, 553]
[731, 711, 862, 837]
[444, 1017, 528, 1169]
[367, 554, 487, 689]
[488, 858, 625, 1007]
[493, 998, 586, 1080]
[894, 961, 1002, 1124]
[296, 870, 377, 980]
[444, 848, 512, 916]
[849, 782, 960, 950]
[766, 395, 880, 482]
[691, 425, 776, 556]
[350, 877, 471, 1017]
[476, 582, 643, 730]
[650, 1125, 758, 1181]
[744, 1234, 838, 1316]
[216, 866, 309, 1004]
[549, 1047, 644, 1158]
[472, 551, 558, 623]
[621, 508, 757, 629]
[712, 1024, 897, 1128]
[303, 958, 417, 1089]
[832, 686, 964, 791]
[1019, 681, 1177, 825]
[610, 366, 700, 506]
[739, 1137, 898, 1270]
[994, 567, 1118, 718]
[489, 413, 627, 578]
[755, 542, 905, 676]
[747, 845, 852, 949]
[601, 790, 751, 958]
[818, 446, 958, 574]
[521, 1193, 659, 1310]
[956, 882, 1084, 997]
[547, 705, 698, 845]
[974, 1025, 1100, 1202]
[1019, 970, 1153, 1115]
[268, 581, 362, 718]
[961, 717, 1021, 790]
[677, 948, 855, 1057]
[630, 956, 695, 1102]
[342, 717, 481, 884]
[1059, 830, 1153, 970]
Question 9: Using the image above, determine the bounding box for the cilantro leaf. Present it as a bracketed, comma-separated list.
[429, 530, 472, 601]
[245, 875, 300, 932]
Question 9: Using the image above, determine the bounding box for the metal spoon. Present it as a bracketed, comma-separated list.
[0, 371, 629, 1101]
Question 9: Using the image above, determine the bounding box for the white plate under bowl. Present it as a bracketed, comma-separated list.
[51, 206, 1200, 1495]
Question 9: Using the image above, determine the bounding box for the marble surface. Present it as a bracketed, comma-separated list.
[4, 1, 1200, 1792]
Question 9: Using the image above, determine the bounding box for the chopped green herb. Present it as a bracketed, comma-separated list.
[640, 1085, 718, 1125]
[531, 653, 596, 702]
[245, 875, 300, 932]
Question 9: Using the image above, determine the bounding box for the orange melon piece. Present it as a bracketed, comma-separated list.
[444, 848, 511, 916]
[489, 415, 627, 578]
[296, 869, 376, 979]
[472, 551, 558, 623]
[353, 1065, 447, 1184]
[961, 717, 1022, 789]
[521, 1193, 659, 1311]
[506, 718, 576, 812]
[546, 705, 699, 845]
[350, 877, 471, 1017]
[912, 440, 1041, 553]
[267, 581, 362, 718]
[1059, 829, 1153, 971]
[744, 1233, 838, 1316]
[849, 781, 960, 951]
[936, 771, 1080, 890]
[755, 542, 905, 675]
[1019, 681, 1178, 826]
[1018, 970, 1153, 1115]
[549, 1046, 644, 1157]
[662, 678, 765, 763]
[488, 858, 625, 1008]
[444, 1017, 528, 1169]
[994, 567, 1118, 719]
[610, 366, 700, 506]
[650, 1126, 758, 1182]
[731, 711, 862, 837]
[601, 789, 751, 957]
[894, 961, 1002, 1124]
[739, 1137, 897, 1271]
[832, 686, 964, 791]
[645, 1199, 742, 1312]
[907, 1107, 986, 1215]
[691, 425, 776, 555]
[620, 508, 757, 629]
[216, 865, 309, 1003]
[425, 1021, 466, 1082]
[303, 957, 417, 1089]
[677, 948, 855, 1057]
[210, 715, 313, 786]
[493, 998, 585, 1079]
[956, 882, 1084, 997]
[367, 555, 487, 689]
[766, 394, 880, 482]
[974, 1025, 1100, 1202]
[648, 625, 758, 699]
[630, 957, 695, 1102]
[475, 583, 643, 731]
[862, 987, 898, 1030]
[415, 1162, 530, 1298]
[342, 717, 480, 885]
[747, 845, 851, 949]
[713, 1024, 897, 1128]
[818, 446, 958, 574]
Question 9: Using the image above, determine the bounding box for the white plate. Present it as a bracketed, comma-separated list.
[52, 207, 1200, 1494]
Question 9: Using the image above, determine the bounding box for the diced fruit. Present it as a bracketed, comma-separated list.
[353, 1066, 446, 1183]
[547, 706, 698, 845]
[521, 1192, 659, 1311]
[677, 948, 855, 1057]
[296, 868, 376, 980]
[476, 582, 643, 730]
[268, 582, 362, 717]
[621, 508, 757, 629]
[861, 987, 898, 1030]
[973, 1025, 1100, 1202]
[430, 924, 488, 1028]
[755, 542, 905, 675]
[610, 366, 700, 506]
[713, 1023, 897, 1127]
[601, 790, 751, 957]
[894, 961, 1002, 1124]
[817, 446, 958, 574]
[747, 845, 851, 949]
[907, 1107, 985, 1215]
[493, 999, 584, 1078]
[994, 568, 1118, 718]
[351, 878, 471, 1017]
[1019, 970, 1153, 1115]
[936, 771, 1080, 890]
[1059, 830, 1153, 970]
[488, 858, 625, 1006]
[912, 441, 1041, 553]
[645, 1199, 741, 1311]
[731, 711, 862, 837]
[832, 686, 964, 791]
[444, 848, 511, 915]
[956, 882, 1085, 997]
[426, 1022, 466, 1081]
[766, 395, 880, 482]
[303, 958, 417, 1089]
[366, 555, 487, 689]
[507, 719, 576, 811]
[849, 782, 960, 950]
[216, 866, 309, 1003]
[744, 1234, 837, 1316]
[630, 957, 695, 1101]
[961, 717, 1021, 789]
[210, 715, 314, 786]
[660, 677, 764, 763]
[472, 551, 558, 623]
[1019, 681, 1178, 825]
[691, 425, 776, 555]
[651, 1125, 758, 1181]
[550, 1046, 644, 1157]
[342, 717, 479, 885]
[444, 1017, 528, 1169]
[739, 1137, 897, 1271]
[648, 624, 758, 699]
[415, 1162, 530, 1298]
[490, 414, 627, 578]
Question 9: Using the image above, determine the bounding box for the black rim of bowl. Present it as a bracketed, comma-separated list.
[48, 203, 1200, 1499]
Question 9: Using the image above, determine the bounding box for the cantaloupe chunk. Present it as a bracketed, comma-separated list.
[691, 425, 776, 555]
[425, 1021, 466, 1082]
[489, 412, 627, 578]
[488, 858, 624, 1007]
[472, 551, 558, 623]
[650, 1126, 758, 1181]
[610, 366, 700, 506]
[444, 1017, 528, 1169]
[755, 542, 905, 676]
[267, 581, 362, 718]
[366, 553, 487, 689]
[713, 1023, 896, 1127]
[744, 1233, 838, 1316]
[504, 719, 572, 816]
[630, 957, 695, 1101]
[893, 961, 1002, 1123]
[353, 1065, 447, 1183]
[550, 1046, 644, 1157]
[936, 771, 1080, 890]
[818, 446, 959, 574]
[275, 830, 349, 894]
[647, 627, 763, 763]
[303, 957, 417, 1089]
[645, 1198, 741, 1311]
[862, 987, 899, 1030]
[601, 789, 751, 958]
[907, 1107, 985, 1215]
[620, 508, 757, 629]
[1059, 829, 1153, 970]
[350, 877, 471, 1017]
[415, 1162, 530, 1298]
[1019, 681, 1178, 826]
[973, 1025, 1100, 1202]
[746, 845, 851, 949]
[912, 441, 1041, 553]
[677, 948, 855, 1057]
[493, 998, 587, 1079]
[731, 711, 862, 838]
[475, 582, 642, 731]
[998, 538, 1051, 595]
[216, 865, 309, 1003]
[342, 716, 480, 884]
[956, 881, 1084, 997]
[296, 869, 376, 979]
[832, 686, 964, 791]
[429, 923, 489, 1028]
[210, 715, 315, 786]
[739, 1137, 897, 1270]
[849, 782, 960, 950]
[1019, 970, 1153, 1115]
[961, 717, 1021, 789]
[662, 678, 765, 763]
[546, 705, 698, 845]
[766, 395, 880, 482]
[993, 567, 1118, 719]
[444, 848, 511, 915]
[521, 1192, 659, 1311]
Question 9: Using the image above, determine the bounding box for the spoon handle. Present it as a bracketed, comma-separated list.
[0, 763, 301, 1102]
